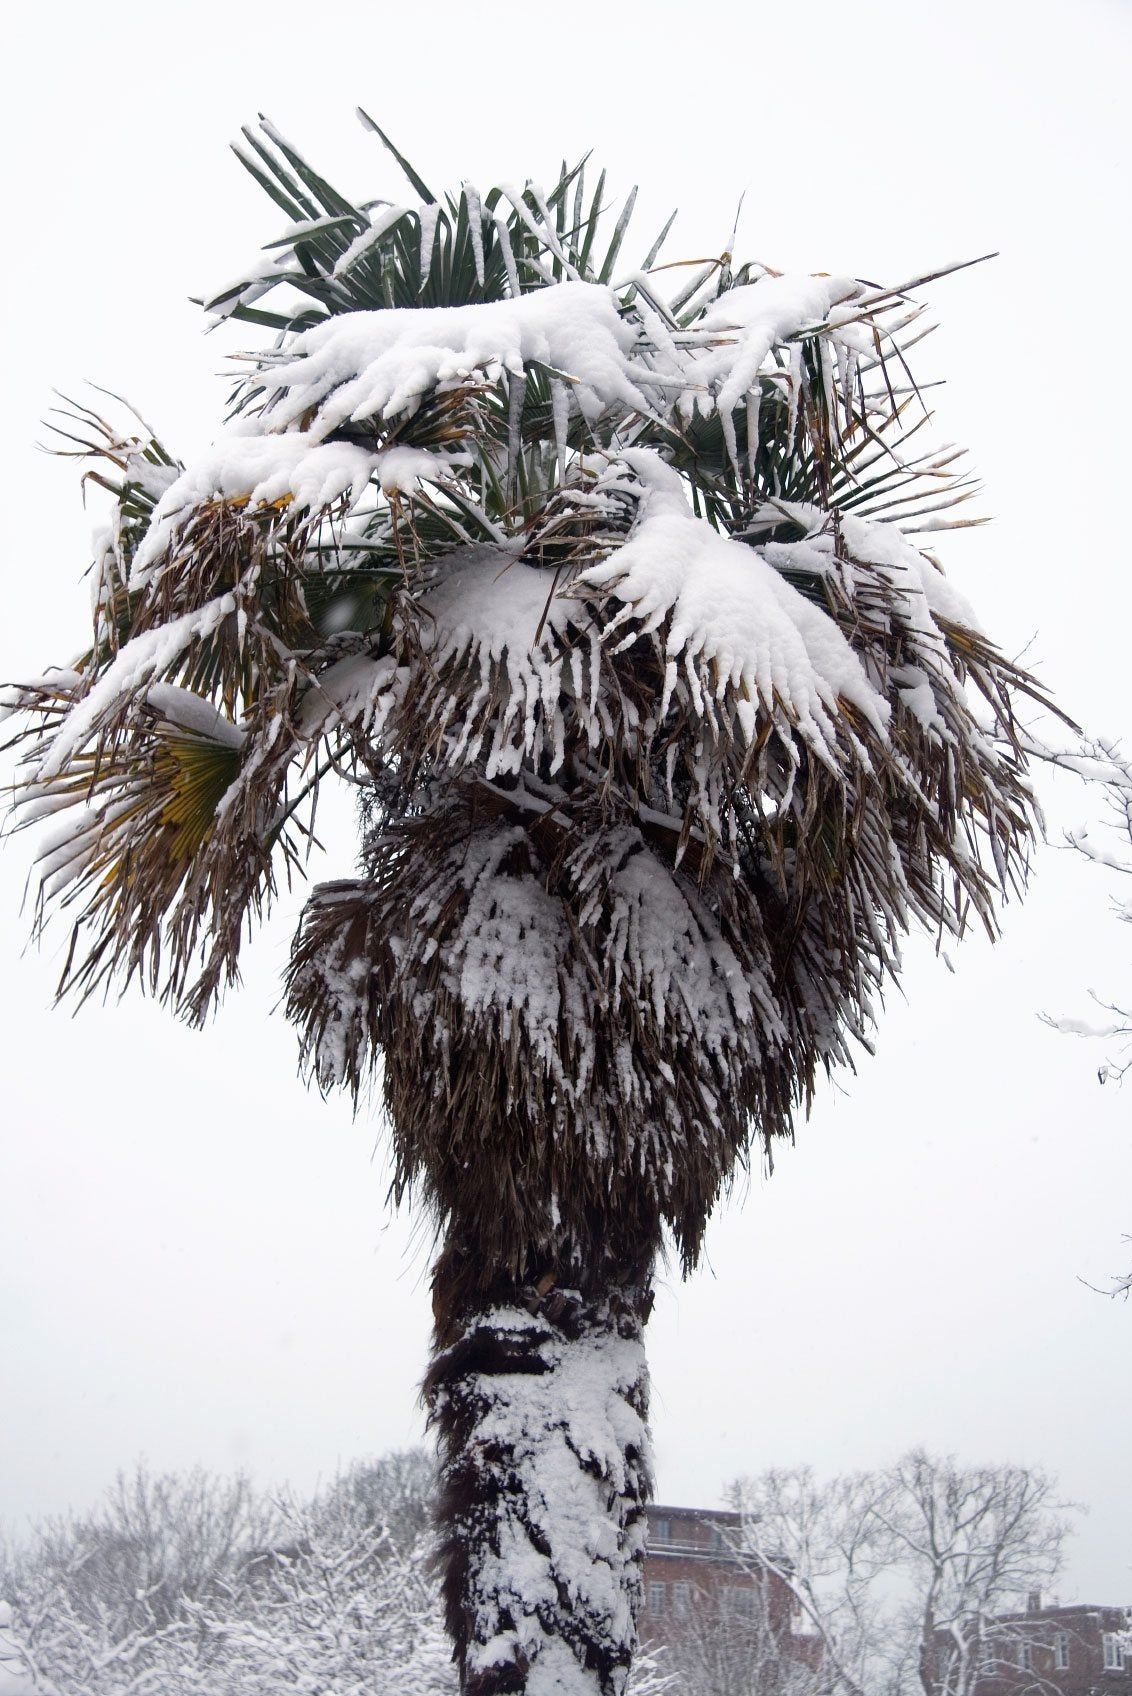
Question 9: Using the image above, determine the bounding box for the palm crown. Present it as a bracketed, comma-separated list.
[8, 115, 1048, 1696]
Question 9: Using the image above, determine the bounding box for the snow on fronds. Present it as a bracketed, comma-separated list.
[0, 668, 83, 723]
[753, 499, 987, 735]
[376, 443, 473, 492]
[130, 432, 471, 589]
[840, 508, 982, 633]
[298, 652, 403, 739]
[383, 451, 965, 819]
[203, 246, 310, 322]
[578, 451, 889, 761]
[439, 825, 774, 1077]
[287, 815, 784, 1277]
[754, 498, 981, 634]
[14, 685, 244, 904]
[332, 201, 412, 278]
[256, 282, 655, 436]
[680, 271, 863, 418]
[283, 879, 381, 1094]
[131, 433, 377, 584]
[427, 1291, 651, 1696]
[34, 595, 238, 780]
[449, 828, 567, 1042]
[141, 683, 247, 747]
[586, 835, 774, 1057]
[117, 449, 181, 504]
[237, 266, 879, 465]
[13, 643, 402, 1015]
[408, 544, 595, 777]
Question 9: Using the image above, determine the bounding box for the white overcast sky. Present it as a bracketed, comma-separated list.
[2, 0, 1130, 1604]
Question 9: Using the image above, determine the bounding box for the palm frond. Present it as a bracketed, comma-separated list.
[208, 120, 674, 335]
[286, 803, 785, 1277]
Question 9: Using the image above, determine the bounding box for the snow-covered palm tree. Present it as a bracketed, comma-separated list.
[7, 115, 1049, 1696]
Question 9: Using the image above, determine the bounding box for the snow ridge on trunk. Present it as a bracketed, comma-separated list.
[426, 1275, 653, 1696]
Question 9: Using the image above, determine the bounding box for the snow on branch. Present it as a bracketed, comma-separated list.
[1031, 735, 1132, 1082]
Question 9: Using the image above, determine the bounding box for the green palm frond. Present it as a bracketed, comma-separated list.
[207, 117, 675, 333]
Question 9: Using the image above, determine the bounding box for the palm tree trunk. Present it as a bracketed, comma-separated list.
[425, 1235, 654, 1695]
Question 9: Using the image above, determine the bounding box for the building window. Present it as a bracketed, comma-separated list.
[709, 1526, 723, 1550]
[723, 1585, 756, 1619]
[654, 1519, 671, 1545]
[1056, 1632, 1070, 1670]
[1103, 1633, 1125, 1671]
[673, 1582, 691, 1618]
[648, 1583, 666, 1616]
[1020, 1641, 1033, 1672]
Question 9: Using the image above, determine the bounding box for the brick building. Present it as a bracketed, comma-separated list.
[934, 1593, 1132, 1695]
[642, 1519, 1131, 1696]
[640, 1502, 819, 1676]
[642, 1505, 777, 1636]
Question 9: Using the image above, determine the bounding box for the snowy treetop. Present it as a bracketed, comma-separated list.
[10, 128, 1047, 1264]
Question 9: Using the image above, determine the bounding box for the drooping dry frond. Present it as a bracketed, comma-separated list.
[9, 678, 279, 1008]
[287, 797, 788, 1277]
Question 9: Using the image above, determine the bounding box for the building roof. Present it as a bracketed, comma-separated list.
[646, 1504, 742, 1524]
[989, 1602, 1131, 1622]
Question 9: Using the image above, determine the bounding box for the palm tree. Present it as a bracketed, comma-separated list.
[7, 114, 1050, 1696]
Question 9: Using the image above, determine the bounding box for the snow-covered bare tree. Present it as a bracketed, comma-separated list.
[6, 111, 1053, 1692]
[316, 1447, 437, 1548]
[0, 1465, 277, 1695]
[1037, 739, 1132, 1081]
[227, 1477, 670, 1696]
[0, 1602, 55, 1696]
[654, 1575, 825, 1696]
[19, 1466, 275, 1637]
[726, 1465, 899, 1696]
[1032, 737, 1132, 1297]
[1, 1460, 451, 1695]
[885, 1451, 1071, 1696]
[728, 1452, 1074, 1696]
[0, 1455, 675, 1696]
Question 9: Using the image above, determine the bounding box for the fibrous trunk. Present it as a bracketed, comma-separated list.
[425, 1239, 654, 1695]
